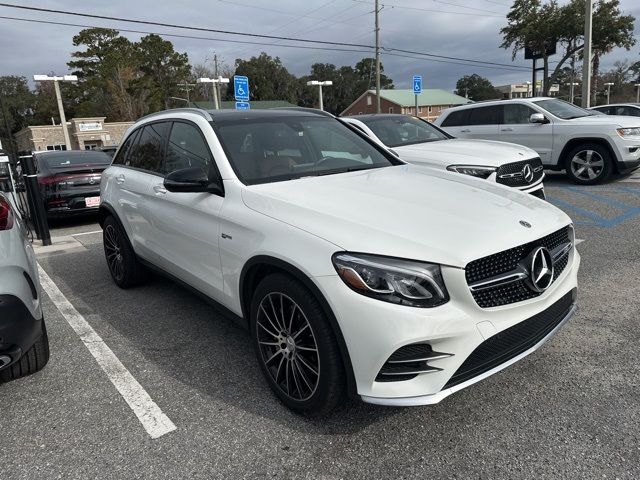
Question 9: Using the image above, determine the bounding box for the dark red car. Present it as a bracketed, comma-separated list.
[34, 150, 112, 217]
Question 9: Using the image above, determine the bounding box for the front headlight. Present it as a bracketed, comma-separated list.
[446, 165, 496, 179]
[332, 253, 449, 308]
[617, 127, 640, 138]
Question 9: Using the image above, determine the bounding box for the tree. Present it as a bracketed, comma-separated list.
[229, 53, 297, 102]
[501, 0, 636, 95]
[455, 74, 501, 101]
[0, 76, 36, 153]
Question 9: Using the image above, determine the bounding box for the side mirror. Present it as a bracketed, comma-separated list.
[529, 113, 548, 124]
[164, 167, 224, 195]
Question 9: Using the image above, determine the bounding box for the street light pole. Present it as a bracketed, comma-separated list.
[306, 80, 333, 111]
[197, 77, 230, 110]
[581, 0, 593, 108]
[375, 0, 381, 114]
[635, 84, 640, 103]
[566, 82, 579, 104]
[604, 82, 614, 104]
[34, 75, 77, 150]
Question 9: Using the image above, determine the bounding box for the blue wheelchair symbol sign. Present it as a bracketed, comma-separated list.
[234, 76, 249, 102]
[413, 75, 422, 95]
[235, 101, 250, 110]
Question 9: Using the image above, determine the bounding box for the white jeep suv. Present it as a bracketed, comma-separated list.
[434, 98, 640, 184]
[342, 114, 545, 198]
[100, 108, 579, 415]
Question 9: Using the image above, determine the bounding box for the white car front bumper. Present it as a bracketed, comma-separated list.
[314, 245, 580, 406]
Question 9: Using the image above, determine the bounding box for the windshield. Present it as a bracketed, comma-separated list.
[215, 116, 398, 184]
[357, 115, 450, 147]
[532, 99, 592, 120]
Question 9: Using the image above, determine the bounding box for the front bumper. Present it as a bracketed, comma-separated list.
[613, 137, 640, 172]
[314, 248, 580, 404]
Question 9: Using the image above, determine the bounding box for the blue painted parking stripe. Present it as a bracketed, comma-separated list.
[561, 186, 636, 210]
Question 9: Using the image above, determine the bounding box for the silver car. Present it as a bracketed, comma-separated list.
[0, 192, 49, 382]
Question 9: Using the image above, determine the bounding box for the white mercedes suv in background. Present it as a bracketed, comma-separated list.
[342, 114, 546, 198]
[435, 98, 640, 184]
[99, 108, 579, 415]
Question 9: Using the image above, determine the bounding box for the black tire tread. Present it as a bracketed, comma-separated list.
[103, 215, 149, 289]
[0, 321, 50, 383]
[251, 273, 346, 416]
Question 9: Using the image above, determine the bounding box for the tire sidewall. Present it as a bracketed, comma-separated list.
[250, 274, 344, 415]
[102, 216, 139, 288]
[565, 143, 613, 185]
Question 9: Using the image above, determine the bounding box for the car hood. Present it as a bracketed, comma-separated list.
[241, 165, 571, 268]
[393, 139, 538, 168]
[562, 115, 640, 127]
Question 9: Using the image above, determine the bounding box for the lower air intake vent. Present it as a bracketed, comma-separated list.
[376, 344, 453, 382]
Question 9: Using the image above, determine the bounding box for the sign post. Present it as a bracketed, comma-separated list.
[233, 75, 250, 110]
[412, 75, 422, 116]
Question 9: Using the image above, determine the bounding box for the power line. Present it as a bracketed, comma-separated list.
[0, 3, 530, 71]
[352, 0, 503, 18]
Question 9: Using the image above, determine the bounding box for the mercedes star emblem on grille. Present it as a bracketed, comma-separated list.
[519, 220, 531, 228]
[521, 164, 534, 183]
[527, 247, 554, 292]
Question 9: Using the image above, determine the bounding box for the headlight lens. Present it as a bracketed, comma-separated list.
[332, 253, 449, 308]
[617, 127, 640, 138]
[446, 165, 496, 179]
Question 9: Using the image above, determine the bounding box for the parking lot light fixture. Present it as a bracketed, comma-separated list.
[565, 82, 580, 105]
[33, 74, 78, 150]
[306, 80, 333, 111]
[197, 77, 230, 110]
[604, 82, 614, 104]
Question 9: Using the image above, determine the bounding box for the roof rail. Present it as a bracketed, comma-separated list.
[139, 108, 213, 122]
[271, 107, 336, 118]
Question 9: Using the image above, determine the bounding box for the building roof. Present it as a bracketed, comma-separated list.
[190, 100, 297, 110]
[375, 89, 472, 107]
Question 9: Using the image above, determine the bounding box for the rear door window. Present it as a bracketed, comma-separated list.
[112, 129, 140, 166]
[467, 106, 502, 125]
[127, 122, 170, 175]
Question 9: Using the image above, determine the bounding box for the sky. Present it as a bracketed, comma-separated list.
[1, 0, 639, 92]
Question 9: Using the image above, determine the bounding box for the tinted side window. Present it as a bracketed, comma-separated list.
[440, 109, 470, 127]
[112, 129, 139, 165]
[467, 106, 502, 125]
[165, 122, 213, 174]
[503, 104, 536, 124]
[128, 122, 170, 174]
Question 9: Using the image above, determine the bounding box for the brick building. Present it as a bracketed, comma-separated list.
[341, 89, 472, 121]
[15, 117, 134, 153]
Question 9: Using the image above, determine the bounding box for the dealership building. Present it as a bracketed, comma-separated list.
[14, 117, 134, 153]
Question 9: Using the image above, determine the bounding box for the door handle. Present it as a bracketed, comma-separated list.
[153, 184, 167, 195]
[460, 129, 471, 133]
[501, 128, 513, 132]
[115, 174, 125, 184]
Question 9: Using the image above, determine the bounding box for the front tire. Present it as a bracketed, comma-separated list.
[565, 143, 613, 185]
[103, 216, 148, 289]
[250, 273, 346, 416]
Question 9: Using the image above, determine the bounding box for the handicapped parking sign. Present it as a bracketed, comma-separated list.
[234, 76, 249, 102]
[235, 101, 250, 110]
[413, 75, 422, 95]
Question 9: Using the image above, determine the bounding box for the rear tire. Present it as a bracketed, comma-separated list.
[0, 320, 50, 382]
[250, 273, 346, 416]
[103, 215, 149, 288]
[565, 143, 613, 185]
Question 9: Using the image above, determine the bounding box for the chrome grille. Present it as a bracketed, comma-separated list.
[496, 158, 544, 188]
[466, 226, 572, 308]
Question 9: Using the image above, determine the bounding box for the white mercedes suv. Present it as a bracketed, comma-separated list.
[99, 108, 580, 415]
[435, 98, 640, 184]
[342, 114, 545, 198]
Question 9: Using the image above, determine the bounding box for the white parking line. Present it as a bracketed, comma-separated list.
[38, 265, 177, 439]
[71, 230, 103, 237]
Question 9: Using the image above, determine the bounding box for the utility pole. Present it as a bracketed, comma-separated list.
[581, 0, 593, 108]
[213, 54, 221, 109]
[375, 0, 381, 114]
[33, 75, 77, 150]
[178, 83, 196, 105]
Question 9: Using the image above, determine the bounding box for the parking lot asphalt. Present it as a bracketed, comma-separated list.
[2, 176, 640, 480]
